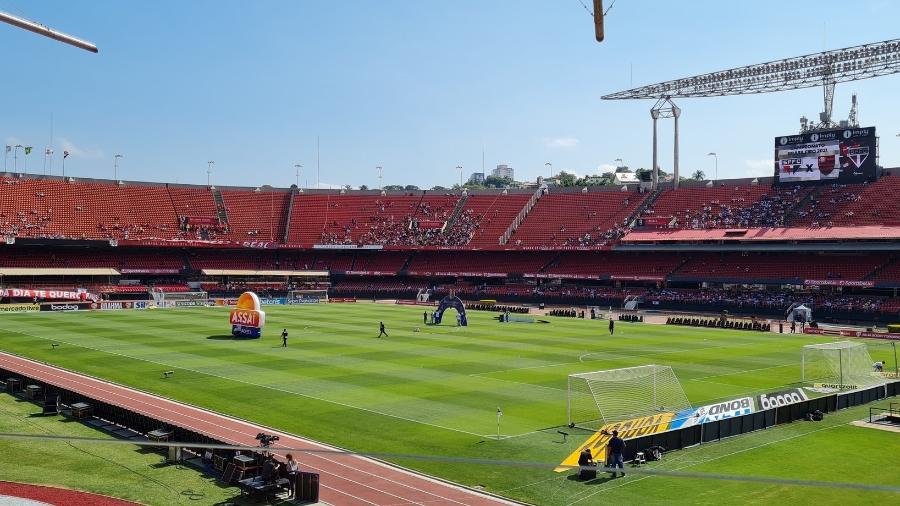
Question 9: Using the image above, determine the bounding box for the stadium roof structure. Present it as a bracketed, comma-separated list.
[0, 268, 119, 276]
[200, 269, 329, 277]
[602, 38, 900, 100]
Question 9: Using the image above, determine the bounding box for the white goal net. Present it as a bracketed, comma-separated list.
[802, 341, 883, 389]
[567, 365, 691, 430]
[153, 291, 209, 308]
[287, 289, 328, 304]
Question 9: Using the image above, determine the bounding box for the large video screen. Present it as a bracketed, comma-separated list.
[774, 126, 876, 185]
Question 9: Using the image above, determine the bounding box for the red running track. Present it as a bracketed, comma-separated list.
[0, 352, 520, 506]
[0, 481, 141, 506]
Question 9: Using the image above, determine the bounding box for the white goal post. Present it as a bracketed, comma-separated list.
[567, 365, 692, 430]
[152, 291, 209, 308]
[287, 289, 329, 304]
[801, 341, 883, 389]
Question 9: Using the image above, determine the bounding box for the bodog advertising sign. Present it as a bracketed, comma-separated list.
[555, 412, 674, 472]
[229, 291, 266, 338]
[757, 388, 808, 410]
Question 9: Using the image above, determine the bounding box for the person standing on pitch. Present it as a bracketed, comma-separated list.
[423, 311, 428, 324]
[608, 318, 615, 335]
[281, 328, 288, 347]
[606, 430, 626, 478]
[378, 321, 388, 338]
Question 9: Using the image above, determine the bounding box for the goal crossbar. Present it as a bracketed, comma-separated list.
[567, 365, 691, 430]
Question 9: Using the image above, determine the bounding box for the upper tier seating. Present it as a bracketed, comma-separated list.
[286, 193, 462, 247]
[642, 184, 814, 229]
[793, 176, 900, 227]
[449, 193, 531, 247]
[510, 190, 644, 247]
[220, 189, 291, 241]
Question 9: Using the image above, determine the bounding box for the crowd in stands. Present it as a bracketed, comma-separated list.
[642, 185, 811, 230]
[666, 316, 771, 332]
[797, 184, 863, 227]
[645, 288, 886, 314]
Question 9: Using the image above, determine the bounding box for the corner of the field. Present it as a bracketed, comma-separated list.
[0, 350, 530, 505]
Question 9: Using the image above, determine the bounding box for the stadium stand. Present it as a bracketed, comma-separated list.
[509, 190, 644, 247]
[672, 253, 880, 283]
[449, 193, 532, 247]
[2, 173, 900, 323]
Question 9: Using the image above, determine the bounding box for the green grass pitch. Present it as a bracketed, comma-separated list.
[0, 303, 897, 505]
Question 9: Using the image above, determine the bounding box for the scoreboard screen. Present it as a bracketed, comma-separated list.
[774, 127, 877, 185]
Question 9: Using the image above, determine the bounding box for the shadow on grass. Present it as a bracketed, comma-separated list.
[565, 471, 619, 485]
[207, 335, 237, 340]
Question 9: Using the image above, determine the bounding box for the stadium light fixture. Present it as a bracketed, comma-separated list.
[376, 166, 383, 190]
[707, 152, 717, 183]
[545, 162, 553, 179]
[456, 165, 463, 187]
[207, 161, 214, 187]
[113, 154, 123, 180]
[13, 145, 22, 172]
[604, 38, 900, 130]
[294, 164, 302, 188]
[0, 10, 98, 53]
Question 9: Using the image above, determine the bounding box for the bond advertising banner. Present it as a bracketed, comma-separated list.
[555, 412, 674, 472]
[669, 397, 754, 429]
[775, 127, 877, 184]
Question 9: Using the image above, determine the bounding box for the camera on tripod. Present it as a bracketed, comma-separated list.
[255, 432, 279, 447]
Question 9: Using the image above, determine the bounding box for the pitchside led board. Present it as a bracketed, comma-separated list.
[774, 126, 877, 185]
[229, 292, 266, 338]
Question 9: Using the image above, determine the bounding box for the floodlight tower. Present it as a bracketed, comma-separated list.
[604, 38, 900, 166]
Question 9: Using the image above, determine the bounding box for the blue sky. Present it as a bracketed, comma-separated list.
[1, 0, 898, 188]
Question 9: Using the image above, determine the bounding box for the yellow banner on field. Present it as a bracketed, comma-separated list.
[554, 412, 674, 472]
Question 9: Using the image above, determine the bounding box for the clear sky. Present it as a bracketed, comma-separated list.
[1, 0, 898, 189]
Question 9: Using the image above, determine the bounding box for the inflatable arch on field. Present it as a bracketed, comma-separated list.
[433, 295, 467, 326]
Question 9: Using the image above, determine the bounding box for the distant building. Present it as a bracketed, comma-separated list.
[613, 172, 639, 185]
[491, 164, 514, 180]
[468, 172, 485, 185]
